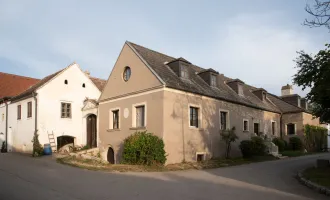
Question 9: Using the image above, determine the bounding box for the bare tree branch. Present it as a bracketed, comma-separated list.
[304, 0, 330, 30]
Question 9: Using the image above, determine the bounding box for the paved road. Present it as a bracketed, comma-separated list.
[0, 153, 329, 200]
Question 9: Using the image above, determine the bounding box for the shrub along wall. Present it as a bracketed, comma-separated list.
[304, 124, 328, 152]
[122, 131, 167, 166]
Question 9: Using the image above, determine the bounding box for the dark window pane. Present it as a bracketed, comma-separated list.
[190, 107, 199, 127]
[220, 112, 227, 130]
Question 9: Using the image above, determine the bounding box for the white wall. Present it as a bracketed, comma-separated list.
[37, 64, 100, 148]
[0, 103, 7, 146]
[7, 97, 35, 152]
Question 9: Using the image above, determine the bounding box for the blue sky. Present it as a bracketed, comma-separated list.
[0, 0, 328, 96]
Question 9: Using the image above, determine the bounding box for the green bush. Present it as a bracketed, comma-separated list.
[122, 131, 167, 166]
[304, 124, 328, 152]
[251, 136, 266, 155]
[289, 137, 303, 151]
[239, 140, 254, 158]
[272, 138, 286, 152]
[239, 137, 266, 157]
[32, 134, 43, 157]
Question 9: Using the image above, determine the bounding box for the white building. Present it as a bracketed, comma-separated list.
[1, 63, 105, 152]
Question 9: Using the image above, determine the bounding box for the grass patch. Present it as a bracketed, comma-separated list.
[57, 155, 277, 172]
[281, 151, 325, 157]
[303, 167, 330, 189]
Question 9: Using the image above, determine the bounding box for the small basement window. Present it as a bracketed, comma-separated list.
[64, 80, 68, 84]
[196, 153, 205, 162]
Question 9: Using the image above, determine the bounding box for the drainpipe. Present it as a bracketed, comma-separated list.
[5, 99, 9, 151]
[33, 92, 38, 135]
[280, 113, 283, 139]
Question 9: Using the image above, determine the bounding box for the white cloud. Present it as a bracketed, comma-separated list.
[210, 12, 320, 96]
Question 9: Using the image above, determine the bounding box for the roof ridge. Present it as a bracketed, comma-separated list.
[267, 93, 305, 112]
[0, 72, 40, 80]
[126, 41, 175, 60]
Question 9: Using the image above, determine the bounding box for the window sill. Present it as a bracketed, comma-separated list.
[243, 130, 249, 133]
[129, 127, 146, 130]
[107, 129, 121, 132]
[189, 126, 204, 131]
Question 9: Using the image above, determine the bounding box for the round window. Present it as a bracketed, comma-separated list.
[123, 67, 131, 82]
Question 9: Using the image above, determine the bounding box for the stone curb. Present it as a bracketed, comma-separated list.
[297, 169, 330, 196]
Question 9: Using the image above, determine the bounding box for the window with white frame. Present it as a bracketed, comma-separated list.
[136, 106, 145, 127]
[189, 106, 199, 128]
[113, 110, 119, 129]
[243, 119, 249, 131]
[220, 110, 229, 130]
[286, 123, 295, 135]
[61, 103, 71, 118]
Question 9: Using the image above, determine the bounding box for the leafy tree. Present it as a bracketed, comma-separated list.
[304, 0, 330, 30]
[293, 44, 330, 123]
[220, 127, 238, 159]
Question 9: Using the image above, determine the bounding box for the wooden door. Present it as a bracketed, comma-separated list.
[87, 115, 97, 148]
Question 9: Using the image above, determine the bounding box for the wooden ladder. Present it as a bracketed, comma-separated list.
[48, 131, 57, 152]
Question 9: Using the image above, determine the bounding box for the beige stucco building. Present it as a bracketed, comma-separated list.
[98, 41, 321, 164]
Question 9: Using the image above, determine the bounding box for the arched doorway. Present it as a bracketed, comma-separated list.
[107, 147, 115, 164]
[86, 114, 97, 148]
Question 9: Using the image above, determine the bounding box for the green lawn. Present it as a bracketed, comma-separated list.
[303, 167, 330, 189]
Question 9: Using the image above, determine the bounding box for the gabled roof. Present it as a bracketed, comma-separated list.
[11, 63, 106, 102]
[11, 69, 64, 102]
[126, 41, 308, 114]
[0, 72, 40, 99]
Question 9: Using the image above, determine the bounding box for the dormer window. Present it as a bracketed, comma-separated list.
[210, 75, 217, 87]
[180, 65, 189, 78]
[226, 79, 245, 96]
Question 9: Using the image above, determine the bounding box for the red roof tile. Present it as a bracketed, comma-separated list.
[0, 72, 40, 99]
[90, 76, 106, 91]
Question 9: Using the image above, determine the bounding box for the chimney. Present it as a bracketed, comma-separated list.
[281, 84, 293, 96]
[84, 70, 90, 77]
[226, 79, 244, 96]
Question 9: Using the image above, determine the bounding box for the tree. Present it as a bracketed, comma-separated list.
[304, 0, 330, 30]
[220, 127, 238, 159]
[293, 44, 330, 123]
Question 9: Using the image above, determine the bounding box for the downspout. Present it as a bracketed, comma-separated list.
[280, 113, 283, 139]
[5, 100, 8, 151]
[33, 92, 38, 135]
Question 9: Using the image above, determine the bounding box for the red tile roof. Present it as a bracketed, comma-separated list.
[0, 72, 40, 99]
[90, 76, 106, 91]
